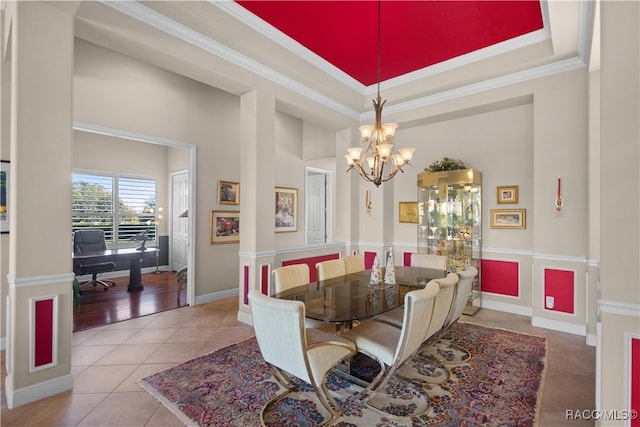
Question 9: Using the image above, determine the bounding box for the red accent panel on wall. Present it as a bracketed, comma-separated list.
[403, 252, 413, 267]
[364, 251, 377, 270]
[243, 265, 249, 305]
[261, 265, 269, 295]
[34, 299, 54, 367]
[282, 253, 340, 283]
[481, 259, 519, 297]
[544, 268, 574, 314]
[632, 337, 640, 427]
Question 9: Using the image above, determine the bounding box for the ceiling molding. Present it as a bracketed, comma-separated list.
[100, 1, 590, 126]
[210, 0, 366, 94]
[100, 0, 362, 121]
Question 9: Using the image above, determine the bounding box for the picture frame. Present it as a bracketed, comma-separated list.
[490, 208, 526, 229]
[399, 201, 418, 223]
[497, 185, 519, 204]
[210, 210, 240, 244]
[1, 160, 9, 234]
[218, 180, 240, 205]
[275, 187, 298, 232]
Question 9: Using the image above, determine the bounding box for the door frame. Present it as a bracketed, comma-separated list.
[305, 166, 332, 245]
[73, 122, 197, 306]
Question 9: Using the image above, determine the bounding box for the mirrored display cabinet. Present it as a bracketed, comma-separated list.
[417, 169, 482, 314]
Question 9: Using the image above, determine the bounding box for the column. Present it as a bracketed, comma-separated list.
[4, 1, 75, 408]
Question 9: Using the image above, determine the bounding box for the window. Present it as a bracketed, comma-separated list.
[72, 172, 157, 244]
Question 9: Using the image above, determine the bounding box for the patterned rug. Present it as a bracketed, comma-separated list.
[140, 322, 546, 426]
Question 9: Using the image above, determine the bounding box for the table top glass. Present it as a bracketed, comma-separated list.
[273, 266, 446, 324]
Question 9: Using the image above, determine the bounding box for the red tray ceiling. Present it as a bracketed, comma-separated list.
[236, 1, 544, 86]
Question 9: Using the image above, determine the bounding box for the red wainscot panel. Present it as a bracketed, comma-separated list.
[543, 268, 575, 314]
[33, 297, 57, 370]
[631, 337, 640, 427]
[282, 253, 340, 283]
[364, 251, 377, 270]
[481, 259, 519, 297]
[403, 252, 412, 267]
[261, 264, 270, 295]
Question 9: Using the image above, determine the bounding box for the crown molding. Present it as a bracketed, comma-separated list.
[101, 1, 589, 125]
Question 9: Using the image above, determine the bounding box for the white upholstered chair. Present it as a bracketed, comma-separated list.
[342, 281, 440, 396]
[423, 272, 459, 343]
[248, 291, 356, 425]
[343, 254, 365, 274]
[444, 266, 477, 329]
[272, 264, 310, 295]
[410, 253, 447, 271]
[316, 258, 346, 281]
[272, 264, 336, 333]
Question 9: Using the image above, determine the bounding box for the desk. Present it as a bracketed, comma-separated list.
[273, 266, 445, 327]
[73, 248, 158, 292]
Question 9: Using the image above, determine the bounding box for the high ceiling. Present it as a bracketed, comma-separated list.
[236, 1, 544, 86]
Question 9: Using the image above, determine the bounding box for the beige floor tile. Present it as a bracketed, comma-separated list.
[73, 365, 139, 394]
[145, 403, 189, 426]
[71, 345, 117, 367]
[123, 327, 179, 344]
[76, 391, 160, 427]
[114, 363, 175, 393]
[78, 329, 140, 346]
[144, 341, 205, 364]
[94, 343, 161, 365]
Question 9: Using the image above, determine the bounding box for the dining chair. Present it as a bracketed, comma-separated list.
[343, 254, 365, 274]
[316, 258, 346, 281]
[272, 263, 336, 333]
[272, 264, 310, 295]
[410, 253, 447, 271]
[423, 272, 459, 344]
[248, 290, 356, 425]
[342, 280, 440, 396]
[443, 265, 477, 329]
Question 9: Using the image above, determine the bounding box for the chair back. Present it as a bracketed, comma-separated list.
[73, 229, 108, 254]
[445, 266, 478, 328]
[316, 258, 346, 281]
[424, 272, 459, 341]
[393, 280, 440, 367]
[410, 253, 447, 270]
[343, 254, 365, 274]
[272, 264, 310, 295]
[248, 290, 311, 383]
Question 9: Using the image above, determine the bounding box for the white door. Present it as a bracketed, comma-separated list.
[305, 169, 330, 244]
[171, 171, 189, 271]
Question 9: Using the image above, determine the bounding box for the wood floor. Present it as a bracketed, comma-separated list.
[73, 271, 187, 332]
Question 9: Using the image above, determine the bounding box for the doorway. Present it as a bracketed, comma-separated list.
[305, 167, 331, 245]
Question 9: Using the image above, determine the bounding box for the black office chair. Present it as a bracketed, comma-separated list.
[73, 229, 116, 291]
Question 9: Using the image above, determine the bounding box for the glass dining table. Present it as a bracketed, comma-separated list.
[273, 266, 446, 330]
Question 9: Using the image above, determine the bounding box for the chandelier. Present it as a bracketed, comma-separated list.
[345, 0, 415, 187]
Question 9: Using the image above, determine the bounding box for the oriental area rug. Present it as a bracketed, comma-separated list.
[140, 322, 547, 427]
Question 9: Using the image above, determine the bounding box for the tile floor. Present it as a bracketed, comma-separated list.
[1, 298, 595, 426]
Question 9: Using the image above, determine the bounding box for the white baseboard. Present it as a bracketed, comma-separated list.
[532, 316, 587, 336]
[481, 299, 533, 317]
[237, 311, 253, 326]
[194, 288, 239, 305]
[586, 333, 596, 347]
[5, 373, 73, 409]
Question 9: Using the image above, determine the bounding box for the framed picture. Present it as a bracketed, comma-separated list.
[275, 187, 297, 232]
[497, 185, 519, 204]
[490, 209, 526, 229]
[218, 180, 240, 205]
[1, 161, 9, 234]
[210, 210, 240, 244]
[399, 201, 418, 223]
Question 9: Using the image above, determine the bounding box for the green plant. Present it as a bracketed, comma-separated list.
[424, 157, 467, 172]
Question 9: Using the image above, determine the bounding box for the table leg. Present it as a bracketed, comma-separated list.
[127, 258, 144, 292]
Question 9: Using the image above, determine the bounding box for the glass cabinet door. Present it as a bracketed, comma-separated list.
[417, 169, 481, 314]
